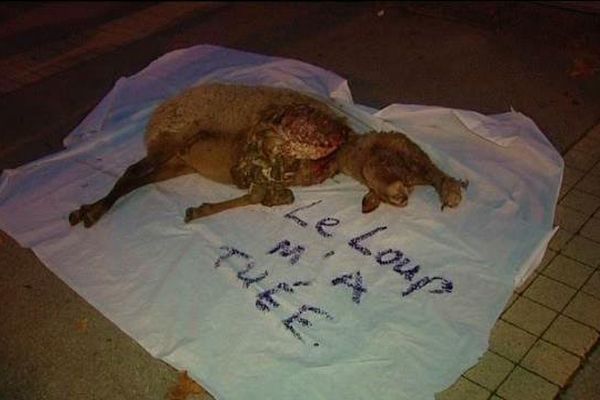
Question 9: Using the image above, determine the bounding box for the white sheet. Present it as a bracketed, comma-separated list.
[0, 45, 562, 400]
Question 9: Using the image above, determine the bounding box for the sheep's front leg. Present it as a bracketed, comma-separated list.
[184, 193, 263, 222]
[184, 184, 295, 222]
[433, 176, 469, 210]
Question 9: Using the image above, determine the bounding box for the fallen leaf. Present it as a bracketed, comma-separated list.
[167, 371, 205, 400]
[569, 56, 600, 78]
[75, 317, 89, 333]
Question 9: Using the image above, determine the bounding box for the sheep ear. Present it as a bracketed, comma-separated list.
[362, 190, 381, 213]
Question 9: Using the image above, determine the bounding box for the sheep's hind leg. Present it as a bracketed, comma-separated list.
[69, 156, 195, 228]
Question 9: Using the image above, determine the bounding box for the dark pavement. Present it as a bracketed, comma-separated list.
[1, 3, 599, 399]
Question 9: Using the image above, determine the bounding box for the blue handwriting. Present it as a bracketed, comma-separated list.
[283, 304, 334, 344]
[331, 271, 367, 304]
[256, 281, 312, 311]
[267, 240, 306, 265]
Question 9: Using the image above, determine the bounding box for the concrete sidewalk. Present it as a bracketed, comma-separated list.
[1, 2, 599, 399]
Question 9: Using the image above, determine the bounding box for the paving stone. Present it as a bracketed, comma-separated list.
[589, 124, 600, 141]
[502, 297, 557, 336]
[564, 149, 598, 172]
[515, 271, 538, 294]
[571, 135, 600, 156]
[554, 205, 589, 233]
[463, 351, 514, 391]
[561, 166, 585, 190]
[503, 293, 520, 313]
[539, 249, 556, 270]
[560, 339, 600, 400]
[435, 377, 490, 400]
[0, 3, 216, 94]
[576, 174, 600, 197]
[558, 185, 570, 201]
[580, 217, 600, 243]
[542, 254, 594, 289]
[543, 315, 599, 356]
[564, 291, 600, 330]
[521, 340, 581, 386]
[523, 275, 576, 311]
[560, 189, 600, 216]
[562, 235, 600, 267]
[582, 270, 600, 299]
[548, 228, 573, 252]
[489, 320, 537, 363]
[497, 366, 559, 400]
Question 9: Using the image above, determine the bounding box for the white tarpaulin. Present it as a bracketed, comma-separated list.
[0, 45, 562, 400]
